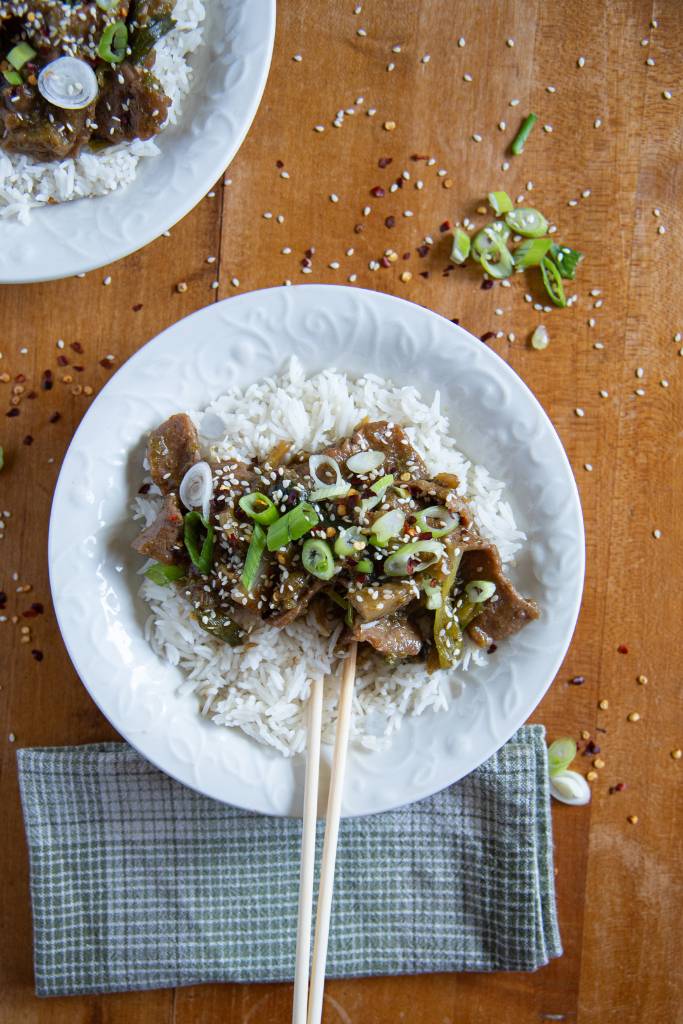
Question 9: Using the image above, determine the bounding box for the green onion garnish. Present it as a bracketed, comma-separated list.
[302, 538, 336, 580]
[549, 242, 584, 280]
[414, 505, 460, 539]
[369, 509, 405, 547]
[97, 20, 128, 63]
[505, 207, 549, 238]
[129, 12, 176, 64]
[547, 737, 577, 777]
[266, 501, 318, 551]
[241, 523, 266, 593]
[449, 227, 471, 265]
[238, 491, 279, 526]
[465, 579, 496, 603]
[384, 540, 445, 576]
[346, 450, 385, 474]
[540, 256, 567, 307]
[370, 473, 394, 496]
[480, 234, 514, 279]
[472, 224, 507, 260]
[3, 69, 22, 86]
[334, 526, 366, 558]
[7, 43, 36, 70]
[308, 482, 351, 502]
[511, 112, 538, 155]
[354, 558, 373, 574]
[422, 578, 442, 610]
[144, 562, 185, 586]
[488, 190, 513, 215]
[183, 511, 214, 575]
[513, 237, 553, 269]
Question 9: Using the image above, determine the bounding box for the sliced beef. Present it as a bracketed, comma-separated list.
[268, 570, 326, 627]
[147, 413, 199, 493]
[132, 492, 184, 564]
[353, 610, 423, 659]
[406, 477, 472, 526]
[94, 63, 171, 144]
[347, 580, 419, 622]
[458, 546, 539, 640]
[0, 80, 93, 160]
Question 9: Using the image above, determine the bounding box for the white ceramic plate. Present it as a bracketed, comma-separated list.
[49, 286, 584, 816]
[0, 0, 275, 284]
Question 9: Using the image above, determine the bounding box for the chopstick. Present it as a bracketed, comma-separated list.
[292, 674, 324, 1024]
[306, 641, 357, 1024]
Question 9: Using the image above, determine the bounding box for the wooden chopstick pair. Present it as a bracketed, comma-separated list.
[292, 641, 358, 1024]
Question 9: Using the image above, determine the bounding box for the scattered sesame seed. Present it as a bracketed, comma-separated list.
[546, 85, 556, 93]
[400, 271, 412, 282]
[494, 308, 504, 316]
[594, 757, 606, 769]
[457, 36, 466, 47]
[577, 56, 585, 67]
[277, 214, 285, 223]
[594, 341, 605, 349]
[568, 199, 578, 207]
[392, 44, 401, 53]
[292, 53, 302, 61]
[662, 90, 672, 100]
[383, 120, 396, 131]
[211, 281, 219, 290]
[506, 37, 514, 47]
[588, 317, 596, 327]
[586, 770, 598, 782]
[627, 815, 639, 825]
[263, 211, 273, 219]
[103, 275, 112, 286]
[403, 210, 414, 217]
[671, 749, 682, 760]
[637, 675, 648, 685]
[314, 124, 325, 132]
[472, 133, 482, 142]
[660, 379, 669, 388]
[387, 62, 395, 71]
[463, 72, 473, 82]
[646, 57, 655, 66]
[594, 118, 602, 128]
[231, 277, 240, 287]
[498, 120, 507, 131]
[362, 205, 371, 216]
[635, 367, 644, 378]
[640, 37, 649, 46]
[206, 256, 216, 264]
[652, 528, 662, 539]
[367, 108, 376, 116]
[582, 189, 592, 198]
[176, 281, 188, 293]
[509, 98, 520, 106]
[8, 733, 15, 743]
[543, 123, 553, 133]
[421, 54, 431, 63]
[584, 463, 593, 472]
[280, 170, 290, 179]
[501, 161, 510, 171]
[329, 261, 340, 270]
[329, 193, 339, 203]
[356, 27, 367, 37]
[635, 388, 645, 396]
[599, 698, 609, 710]
[599, 389, 609, 398]
[346, 248, 354, 256]
[627, 711, 641, 722]
[348, 273, 357, 282]
[281, 246, 292, 255]
[575, 407, 585, 417]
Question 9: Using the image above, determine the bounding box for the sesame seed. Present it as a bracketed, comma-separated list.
[421, 54, 430, 63]
[292, 53, 302, 61]
[281, 247, 292, 255]
[599, 699, 609, 710]
[472, 133, 482, 142]
[546, 85, 556, 93]
[329, 193, 339, 203]
[231, 277, 240, 287]
[501, 161, 510, 171]
[211, 281, 219, 290]
[498, 120, 507, 131]
[387, 62, 395, 71]
[671, 749, 682, 760]
[348, 273, 357, 282]
[543, 124, 553, 133]
[263, 211, 273, 219]
[314, 125, 325, 132]
[584, 463, 593, 472]
[509, 98, 520, 106]
[660, 379, 669, 388]
[176, 281, 188, 293]
[362, 205, 371, 216]
[392, 44, 401, 52]
[367, 108, 376, 116]
[357, 27, 367, 36]
[599, 389, 609, 398]
[329, 261, 340, 270]
[280, 170, 290, 179]
[463, 72, 473, 82]
[383, 120, 396, 131]
[635, 388, 645, 396]
[662, 90, 672, 100]
[637, 674, 648, 685]
[577, 56, 585, 67]
[403, 210, 413, 217]
[586, 770, 598, 782]
[628, 711, 641, 722]
[652, 528, 662, 539]
[458, 36, 466, 47]
[594, 118, 602, 128]
[594, 341, 605, 349]
[635, 367, 644, 378]
[627, 815, 639, 825]
[277, 214, 285, 223]
[575, 407, 585, 417]
[646, 57, 655, 66]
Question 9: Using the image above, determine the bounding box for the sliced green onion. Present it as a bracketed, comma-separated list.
[129, 12, 176, 63]
[346, 450, 385, 474]
[540, 256, 567, 307]
[415, 505, 460, 539]
[449, 227, 471, 265]
[480, 234, 514, 279]
[422, 578, 442, 610]
[359, 494, 381, 517]
[549, 242, 584, 280]
[309, 453, 345, 491]
[96, 0, 119, 9]
[465, 579, 496, 603]
[472, 223, 508, 260]
[144, 562, 185, 586]
[489, 220, 511, 242]
[370, 473, 394, 496]
[547, 737, 577, 777]
[488, 190, 513, 215]
[369, 509, 405, 546]
[238, 491, 279, 526]
[511, 112, 538, 155]
[97, 20, 128, 63]
[384, 540, 445, 576]
[550, 769, 591, 806]
[325, 587, 353, 625]
[3, 69, 22, 86]
[7, 43, 36, 70]
[241, 523, 266, 592]
[183, 511, 214, 575]
[334, 526, 366, 558]
[302, 538, 336, 580]
[505, 207, 548, 238]
[355, 558, 373, 574]
[309, 482, 351, 502]
[513, 237, 553, 269]
[266, 501, 318, 551]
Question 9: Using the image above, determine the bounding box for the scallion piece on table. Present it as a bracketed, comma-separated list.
[3, 69, 22, 85]
[144, 562, 185, 585]
[266, 501, 318, 551]
[238, 491, 279, 526]
[511, 112, 538, 155]
[472, 223, 508, 261]
[97, 20, 128, 63]
[540, 256, 567, 307]
[505, 207, 549, 238]
[513, 236, 553, 269]
[369, 508, 405, 546]
[488, 190, 513, 215]
[308, 482, 351, 502]
[370, 473, 394, 496]
[549, 242, 584, 280]
[384, 540, 445, 576]
[480, 234, 514, 279]
[449, 227, 471, 265]
[184, 511, 214, 575]
[241, 523, 266, 592]
[547, 737, 577, 777]
[7, 42, 36, 70]
[302, 538, 336, 580]
[414, 505, 460, 539]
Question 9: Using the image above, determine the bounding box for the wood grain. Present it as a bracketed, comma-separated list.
[1, 2, 681, 1022]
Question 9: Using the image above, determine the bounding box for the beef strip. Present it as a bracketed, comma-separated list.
[406, 477, 473, 527]
[94, 62, 171, 144]
[353, 610, 423, 660]
[131, 492, 184, 564]
[268, 570, 326, 627]
[458, 546, 539, 640]
[147, 413, 199, 493]
[0, 80, 93, 159]
[347, 580, 419, 622]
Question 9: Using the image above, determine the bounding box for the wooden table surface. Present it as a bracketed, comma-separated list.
[1, 1, 681, 1021]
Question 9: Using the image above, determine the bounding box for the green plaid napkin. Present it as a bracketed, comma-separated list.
[17, 724, 561, 997]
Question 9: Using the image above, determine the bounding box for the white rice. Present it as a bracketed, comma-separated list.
[0, 0, 205, 223]
[134, 358, 527, 756]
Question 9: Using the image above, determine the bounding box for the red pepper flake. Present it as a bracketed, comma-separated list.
[617, 644, 629, 654]
[0, 591, 6, 608]
[487, 643, 498, 654]
[304, 247, 315, 258]
[410, 153, 429, 161]
[132, 303, 143, 312]
[370, 186, 385, 198]
[49, 412, 61, 424]
[416, 244, 430, 258]
[609, 782, 626, 794]
[481, 279, 494, 290]
[15, 373, 26, 383]
[385, 215, 396, 229]
[23, 435, 33, 445]
[73, 365, 85, 372]
[300, 257, 312, 269]
[138, 483, 151, 495]
[99, 356, 115, 369]
[70, 341, 84, 354]
[26, 390, 37, 399]
[378, 157, 393, 168]
[380, 256, 391, 268]
[451, 318, 460, 325]
[419, 271, 430, 279]
[275, 159, 284, 168]
[57, 355, 69, 367]
[402, 252, 411, 260]
[41, 370, 53, 390]
[22, 607, 39, 618]
[568, 675, 585, 685]
[394, 177, 404, 189]
[354, 223, 364, 234]
[480, 331, 495, 342]
[6, 408, 19, 417]
[31, 602, 44, 614]
[583, 740, 601, 755]
[439, 220, 452, 233]
[31, 649, 44, 662]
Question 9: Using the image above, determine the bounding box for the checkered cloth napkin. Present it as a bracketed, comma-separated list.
[16, 724, 561, 997]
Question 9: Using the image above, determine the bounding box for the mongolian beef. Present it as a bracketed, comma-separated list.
[0, 0, 175, 159]
[132, 412, 539, 670]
